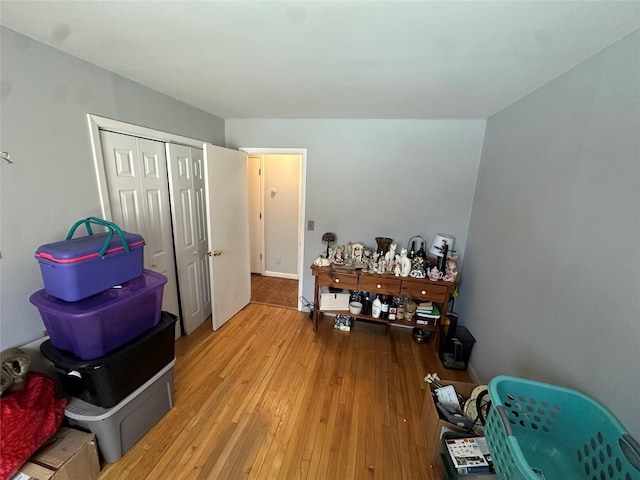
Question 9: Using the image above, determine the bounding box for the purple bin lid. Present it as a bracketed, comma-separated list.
[35, 232, 144, 264]
[29, 269, 167, 314]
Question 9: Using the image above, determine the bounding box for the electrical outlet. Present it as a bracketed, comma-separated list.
[307, 220, 314, 231]
[275, 256, 281, 264]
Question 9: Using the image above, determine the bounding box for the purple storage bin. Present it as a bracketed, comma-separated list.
[35, 231, 145, 302]
[29, 270, 167, 360]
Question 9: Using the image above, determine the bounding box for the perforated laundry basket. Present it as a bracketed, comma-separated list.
[484, 376, 640, 480]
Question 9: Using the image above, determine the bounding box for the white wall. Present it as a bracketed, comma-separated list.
[263, 154, 301, 277]
[459, 31, 640, 439]
[0, 27, 225, 349]
[226, 120, 486, 304]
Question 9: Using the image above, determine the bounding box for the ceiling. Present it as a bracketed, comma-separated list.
[1, 1, 639, 119]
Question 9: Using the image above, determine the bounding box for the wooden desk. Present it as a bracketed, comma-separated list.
[310, 265, 457, 343]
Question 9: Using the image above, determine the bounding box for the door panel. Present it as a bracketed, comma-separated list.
[167, 144, 209, 335]
[99, 132, 181, 335]
[204, 144, 251, 330]
[192, 148, 212, 318]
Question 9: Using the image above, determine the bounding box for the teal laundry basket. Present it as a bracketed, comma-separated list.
[484, 376, 640, 480]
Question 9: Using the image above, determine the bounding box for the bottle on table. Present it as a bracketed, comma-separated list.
[372, 295, 382, 319]
[409, 241, 416, 259]
[380, 295, 390, 319]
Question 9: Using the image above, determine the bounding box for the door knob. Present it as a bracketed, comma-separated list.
[212, 250, 222, 256]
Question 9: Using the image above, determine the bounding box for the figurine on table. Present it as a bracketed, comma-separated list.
[443, 256, 458, 282]
[333, 245, 345, 265]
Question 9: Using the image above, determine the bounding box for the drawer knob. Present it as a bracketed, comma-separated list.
[421, 290, 427, 295]
[335, 278, 340, 283]
[377, 284, 382, 289]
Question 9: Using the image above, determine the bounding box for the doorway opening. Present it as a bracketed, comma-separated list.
[241, 148, 307, 310]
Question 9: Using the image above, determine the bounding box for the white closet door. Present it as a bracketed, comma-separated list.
[99, 131, 181, 334]
[191, 147, 212, 319]
[167, 144, 207, 334]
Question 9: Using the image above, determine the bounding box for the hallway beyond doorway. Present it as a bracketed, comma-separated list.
[251, 273, 298, 309]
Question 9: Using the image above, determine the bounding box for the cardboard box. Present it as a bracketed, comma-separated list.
[318, 286, 350, 310]
[11, 428, 100, 480]
[421, 380, 479, 467]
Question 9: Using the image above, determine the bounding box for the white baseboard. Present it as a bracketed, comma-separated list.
[263, 271, 298, 280]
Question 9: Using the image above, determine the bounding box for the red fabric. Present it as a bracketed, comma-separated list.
[0, 372, 67, 480]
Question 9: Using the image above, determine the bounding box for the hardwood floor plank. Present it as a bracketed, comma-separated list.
[97, 303, 471, 480]
[250, 274, 298, 308]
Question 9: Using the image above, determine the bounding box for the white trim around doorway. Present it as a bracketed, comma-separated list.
[240, 147, 307, 312]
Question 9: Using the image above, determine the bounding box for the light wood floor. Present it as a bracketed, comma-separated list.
[97, 303, 470, 480]
[250, 274, 298, 309]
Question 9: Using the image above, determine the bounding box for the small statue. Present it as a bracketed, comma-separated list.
[411, 255, 424, 271]
[443, 256, 458, 282]
[352, 243, 364, 263]
[362, 248, 373, 272]
[333, 245, 345, 265]
[394, 255, 401, 276]
[386, 254, 395, 274]
[399, 248, 411, 277]
[384, 243, 397, 266]
[409, 255, 425, 278]
[327, 246, 334, 261]
[314, 255, 331, 267]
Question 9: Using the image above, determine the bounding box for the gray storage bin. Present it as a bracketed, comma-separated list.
[65, 359, 175, 463]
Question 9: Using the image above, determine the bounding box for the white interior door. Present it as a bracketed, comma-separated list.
[167, 144, 210, 335]
[191, 147, 212, 319]
[204, 144, 251, 330]
[99, 131, 181, 337]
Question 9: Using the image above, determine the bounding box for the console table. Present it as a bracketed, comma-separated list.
[310, 265, 457, 344]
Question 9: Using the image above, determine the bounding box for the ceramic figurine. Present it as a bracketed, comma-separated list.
[314, 256, 330, 267]
[351, 242, 364, 262]
[427, 266, 443, 281]
[399, 248, 411, 277]
[385, 257, 393, 274]
[410, 269, 426, 279]
[411, 255, 424, 271]
[378, 256, 386, 274]
[443, 256, 458, 282]
[362, 248, 373, 272]
[384, 243, 397, 266]
[333, 245, 345, 265]
[394, 255, 401, 276]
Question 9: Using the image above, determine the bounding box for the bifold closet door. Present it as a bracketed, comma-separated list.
[167, 144, 212, 335]
[99, 131, 181, 335]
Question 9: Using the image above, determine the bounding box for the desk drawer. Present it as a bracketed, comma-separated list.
[358, 275, 401, 296]
[401, 281, 448, 303]
[317, 271, 358, 290]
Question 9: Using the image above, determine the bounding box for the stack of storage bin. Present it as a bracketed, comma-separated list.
[30, 218, 177, 463]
